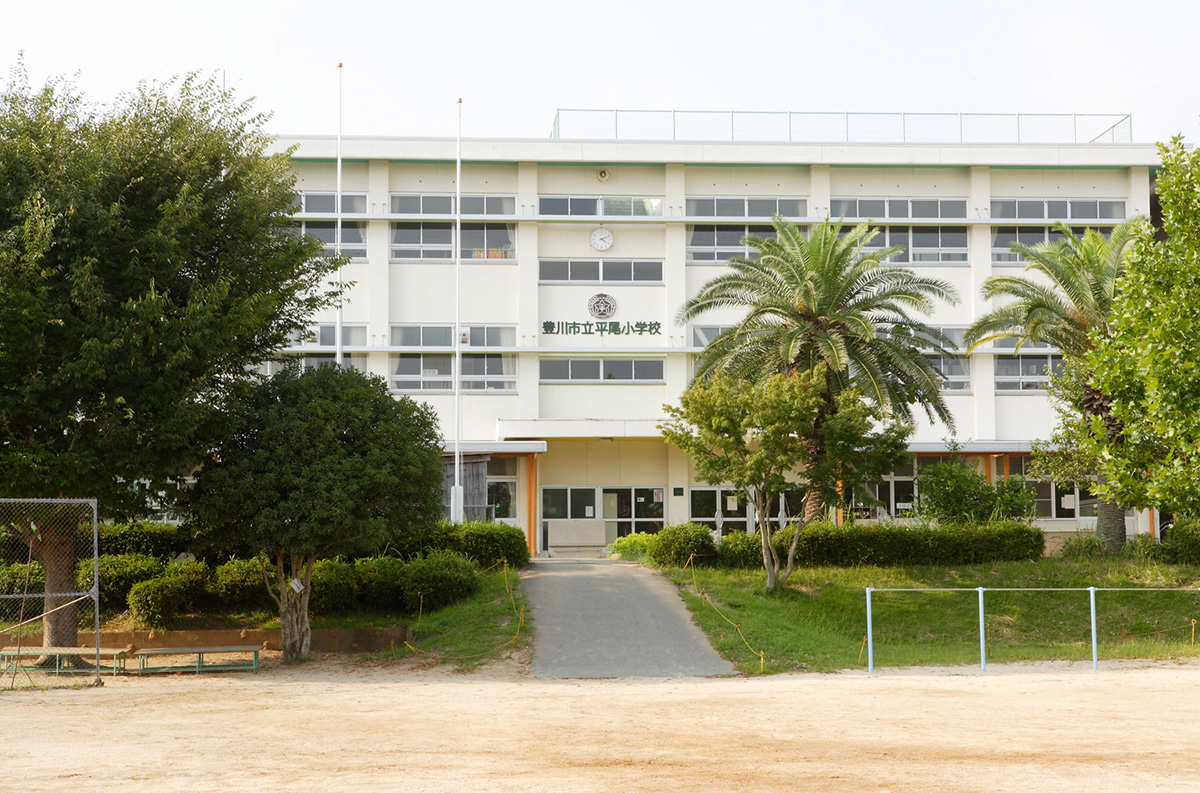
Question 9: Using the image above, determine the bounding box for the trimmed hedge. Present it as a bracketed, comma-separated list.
[1164, 519, 1200, 564]
[611, 532, 657, 560]
[717, 531, 763, 568]
[309, 559, 358, 614]
[128, 577, 186, 630]
[96, 522, 192, 559]
[771, 520, 1044, 567]
[167, 559, 211, 610]
[212, 558, 274, 609]
[445, 521, 530, 568]
[402, 549, 478, 611]
[354, 556, 408, 611]
[75, 554, 167, 611]
[647, 522, 717, 567]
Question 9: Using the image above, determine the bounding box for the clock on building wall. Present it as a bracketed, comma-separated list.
[587, 293, 617, 319]
[590, 227, 614, 251]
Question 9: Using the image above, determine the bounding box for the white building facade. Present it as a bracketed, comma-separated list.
[273, 116, 1159, 556]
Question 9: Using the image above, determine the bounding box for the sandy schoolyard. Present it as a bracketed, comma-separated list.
[4, 654, 1197, 792]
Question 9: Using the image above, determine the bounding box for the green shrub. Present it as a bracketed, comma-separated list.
[95, 522, 192, 558]
[212, 558, 273, 609]
[1060, 534, 1106, 560]
[1164, 518, 1200, 564]
[128, 577, 186, 630]
[771, 520, 1044, 567]
[309, 559, 358, 614]
[717, 531, 763, 568]
[0, 562, 45, 596]
[916, 457, 1035, 524]
[389, 520, 455, 560]
[611, 532, 658, 560]
[647, 522, 717, 567]
[354, 556, 408, 611]
[75, 554, 166, 611]
[402, 549, 478, 612]
[1120, 532, 1165, 562]
[165, 559, 211, 610]
[446, 521, 531, 568]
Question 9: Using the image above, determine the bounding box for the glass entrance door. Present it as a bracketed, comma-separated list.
[603, 487, 665, 543]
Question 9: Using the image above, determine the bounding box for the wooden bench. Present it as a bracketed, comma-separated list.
[135, 644, 264, 675]
[0, 645, 129, 676]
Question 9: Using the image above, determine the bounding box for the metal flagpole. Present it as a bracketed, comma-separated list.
[335, 63, 344, 367]
[452, 98, 464, 522]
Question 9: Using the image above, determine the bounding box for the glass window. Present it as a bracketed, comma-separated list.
[940, 199, 967, 218]
[1046, 200, 1069, 219]
[542, 488, 568, 520]
[540, 359, 569, 380]
[634, 360, 664, 380]
[778, 199, 805, 217]
[911, 199, 939, 218]
[633, 261, 662, 281]
[485, 196, 516, 215]
[747, 198, 776, 217]
[1070, 200, 1098, 219]
[686, 198, 715, 216]
[569, 488, 596, 519]
[304, 193, 336, 213]
[858, 199, 886, 218]
[422, 195, 452, 214]
[391, 195, 421, 214]
[992, 200, 1016, 218]
[830, 199, 856, 217]
[539, 197, 569, 215]
[602, 360, 633, 380]
[569, 197, 598, 215]
[603, 261, 632, 281]
[715, 198, 744, 216]
[1017, 200, 1044, 219]
[1099, 200, 1125, 219]
[540, 260, 569, 281]
[570, 360, 601, 380]
[888, 199, 909, 218]
[602, 197, 633, 216]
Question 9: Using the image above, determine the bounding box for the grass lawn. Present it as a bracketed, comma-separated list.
[665, 557, 1200, 674]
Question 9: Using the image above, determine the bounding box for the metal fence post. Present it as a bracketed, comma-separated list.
[1089, 586, 1098, 670]
[977, 587, 987, 672]
[866, 587, 874, 673]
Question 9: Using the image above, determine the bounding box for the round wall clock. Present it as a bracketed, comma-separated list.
[590, 227, 614, 251]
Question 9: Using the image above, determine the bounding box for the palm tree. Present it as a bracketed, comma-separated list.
[679, 216, 959, 519]
[965, 219, 1143, 550]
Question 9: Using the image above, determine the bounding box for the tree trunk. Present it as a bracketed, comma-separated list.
[277, 556, 313, 662]
[803, 487, 824, 524]
[35, 528, 81, 651]
[1094, 496, 1127, 552]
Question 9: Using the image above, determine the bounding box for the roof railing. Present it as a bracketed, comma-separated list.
[550, 109, 1133, 145]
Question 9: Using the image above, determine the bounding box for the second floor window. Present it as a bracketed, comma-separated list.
[390, 223, 515, 261]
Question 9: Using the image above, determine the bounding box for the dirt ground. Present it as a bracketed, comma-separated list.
[4, 652, 1197, 793]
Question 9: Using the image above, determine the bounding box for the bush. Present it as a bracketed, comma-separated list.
[354, 556, 409, 611]
[308, 559, 358, 614]
[94, 522, 193, 559]
[76, 554, 166, 611]
[128, 577, 186, 630]
[212, 558, 274, 609]
[1060, 534, 1106, 560]
[647, 522, 717, 567]
[402, 549, 478, 612]
[446, 521, 531, 568]
[165, 559, 211, 610]
[717, 531, 763, 568]
[772, 520, 1044, 567]
[389, 520, 455, 560]
[916, 457, 1035, 524]
[611, 532, 658, 560]
[0, 562, 45, 597]
[1164, 518, 1200, 564]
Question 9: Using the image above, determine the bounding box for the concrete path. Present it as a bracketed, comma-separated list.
[521, 560, 735, 678]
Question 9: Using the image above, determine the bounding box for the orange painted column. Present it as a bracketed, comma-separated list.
[526, 453, 539, 557]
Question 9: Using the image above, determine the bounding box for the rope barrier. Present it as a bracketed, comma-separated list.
[681, 552, 767, 671]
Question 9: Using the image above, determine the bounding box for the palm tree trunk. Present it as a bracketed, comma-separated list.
[1094, 495, 1127, 552]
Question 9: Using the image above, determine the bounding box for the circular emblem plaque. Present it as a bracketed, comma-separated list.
[587, 293, 617, 319]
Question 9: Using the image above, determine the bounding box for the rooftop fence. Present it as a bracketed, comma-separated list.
[550, 109, 1133, 145]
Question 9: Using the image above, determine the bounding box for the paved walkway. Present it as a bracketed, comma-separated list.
[521, 560, 735, 678]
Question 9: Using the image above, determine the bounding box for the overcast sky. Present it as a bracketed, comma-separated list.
[4, 0, 1196, 144]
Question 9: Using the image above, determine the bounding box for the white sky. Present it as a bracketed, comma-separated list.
[4, 0, 1197, 143]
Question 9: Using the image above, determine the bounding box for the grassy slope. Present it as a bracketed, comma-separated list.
[666, 558, 1200, 674]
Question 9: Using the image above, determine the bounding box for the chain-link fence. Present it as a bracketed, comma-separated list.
[0, 498, 101, 690]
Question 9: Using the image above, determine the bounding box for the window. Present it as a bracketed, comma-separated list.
[260, 354, 367, 377]
[919, 327, 970, 391]
[862, 226, 967, 263]
[685, 197, 807, 218]
[542, 487, 597, 520]
[289, 324, 368, 347]
[539, 358, 664, 382]
[391, 353, 453, 391]
[689, 487, 749, 536]
[486, 457, 518, 520]
[539, 259, 663, 283]
[390, 223, 515, 260]
[990, 199, 1125, 222]
[830, 197, 966, 220]
[294, 192, 367, 214]
[994, 456, 1100, 519]
[389, 194, 516, 215]
[390, 324, 515, 347]
[291, 220, 367, 260]
[459, 353, 517, 390]
[602, 487, 665, 537]
[538, 196, 664, 216]
[692, 325, 737, 347]
[854, 461, 917, 518]
[994, 353, 1063, 390]
[686, 224, 780, 264]
[991, 225, 1115, 265]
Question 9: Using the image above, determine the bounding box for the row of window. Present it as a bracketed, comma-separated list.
[539, 196, 663, 217]
[830, 197, 967, 220]
[684, 197, 806, 218]
[539, 259, 663, 283]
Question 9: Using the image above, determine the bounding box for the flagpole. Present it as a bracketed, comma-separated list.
[335, 63, 344, 368]
[452, 98, 464, 523]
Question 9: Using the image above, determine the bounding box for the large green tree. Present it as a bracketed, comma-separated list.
[965, 219, 1143, 549]
[188, 365, 444, 661]
[0, 70, 341, 647]
[678, 216, 957, 517]
[1085, 137, 1200, 518]
[660, 369, 910, 591]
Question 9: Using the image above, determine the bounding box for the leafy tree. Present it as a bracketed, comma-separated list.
[678, 216, 957, 518]
[660, 369, 910, 591]
[0, 69, 341, 648]
[965, 219, 1143, 549]
[188, 365, 444, 661]
[1086, 137, 1200, 517]
[915, 454, 1035, 525]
